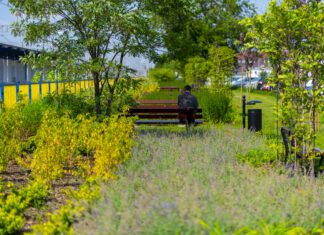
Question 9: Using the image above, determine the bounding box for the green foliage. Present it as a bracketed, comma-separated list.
[0, 181, 48, 235]
[236, 146, 276, 167]
[10, 0, 159, 114]
[146, 0, 255, 64]
[31, 71, 42, 82]
[0, 109, 25, 172]
[31, 178, 101, 234]
[102, 78, 142, 115]
[197, 90, 233, 123]
[40, 92, 95, 118]
[184, 57, 211, 86]
[148, 68, 176, 83]
[243, 0, 324, 172]
[208, 46, 236, 91]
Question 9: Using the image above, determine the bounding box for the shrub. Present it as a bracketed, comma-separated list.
[0, 181, 48, 234]
[184, 57, 211, 87]
[197, 90, 233, 123]
[40, 92, 95, 117]
[24, 111, 135, 182]
[148, 68, 176, 83]
[236, 147, 276, 167]
[0, 108, 25, 172]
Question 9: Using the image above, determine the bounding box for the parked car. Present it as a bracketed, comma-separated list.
[261, 84, 273, 91]
[243, 77, 260, 89]
[257, 77, 267, 90]
[230, 75, 242, 86]
[231, 76, 248, 88]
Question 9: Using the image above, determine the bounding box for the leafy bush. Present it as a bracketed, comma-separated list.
[148, 68, 176, 83]
[197, 90, 233, 123]
[0, 108, 25, 172]
[23, 111, 135, 182]
[40, 92, 95, 117]
[32, 178, 101, 235]
[184, 57, 211, 86]
[236, 147, 276, 167]
[0, 181, 48, 234]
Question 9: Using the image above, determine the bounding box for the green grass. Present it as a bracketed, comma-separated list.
[141, 80, 185, 100]
[74, 126, 324, 234]
[232, 89, 324, 149]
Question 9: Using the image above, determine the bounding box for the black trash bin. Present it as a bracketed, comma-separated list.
[248, 109, 262, 132]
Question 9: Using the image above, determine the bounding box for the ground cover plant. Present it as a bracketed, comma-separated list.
[74, 126, 324, 234]
[0, 90, 137, 234]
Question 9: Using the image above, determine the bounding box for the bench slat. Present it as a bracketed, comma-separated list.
[130, 107, 202, 113]
[159, 87, 180, 91]
[135, 119, 203, 125]
[130, 114, 203, 119]
[136, 100, 177, 105]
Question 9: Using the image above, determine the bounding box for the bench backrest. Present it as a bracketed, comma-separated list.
[136, 100, 177, 106]
[129, 107, 202, 119]
[159, 86, 180, 91]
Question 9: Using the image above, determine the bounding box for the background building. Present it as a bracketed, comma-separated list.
[0, 43, 35, 84]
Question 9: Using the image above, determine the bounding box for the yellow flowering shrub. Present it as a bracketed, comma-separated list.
[131, 78, 159, 100]
[0, 108, 24, 172]
[26, 111, 79, 182]
[24, 111, 135, 182]
[91, 116, 135, 180]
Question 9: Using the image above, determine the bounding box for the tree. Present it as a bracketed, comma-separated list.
[243, 0, 324, 174]
[184, 57, 211, 87]
[145, 0, 255, 64]
[208, 46, 235, 91]
[9, 0, 158, 115]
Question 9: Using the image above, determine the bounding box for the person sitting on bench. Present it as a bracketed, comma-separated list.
[177, 85, 198, 125]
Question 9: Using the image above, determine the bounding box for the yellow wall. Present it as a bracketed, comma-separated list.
[19, 85, 29, 104]
[1, 80, 94, 108]
[4, 85, 17, 107]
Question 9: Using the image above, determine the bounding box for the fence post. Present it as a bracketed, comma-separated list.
[0, 82, 4, 103]
[28, 81, 32, 103]
[16, 82, 20, 103]
[242, 95, 246, 129]
[48, 80, 51, 94]
[56, 80, 59, 95]
[39, 80, 42, 98]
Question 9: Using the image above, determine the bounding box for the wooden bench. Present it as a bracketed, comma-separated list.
[159, 86, 180, 91]
[135, 100, 177, 106]
[281, 126, 324, 166]
[129, 99, 203, 125]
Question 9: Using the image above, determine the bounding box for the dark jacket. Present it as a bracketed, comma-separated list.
[177, 91, 198, 110]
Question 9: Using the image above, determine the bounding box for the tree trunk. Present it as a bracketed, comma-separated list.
[106, 90, 114, 116]
[92, 71, 101, 115]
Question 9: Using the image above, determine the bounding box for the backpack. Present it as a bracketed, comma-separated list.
[181, 93, 195, 109]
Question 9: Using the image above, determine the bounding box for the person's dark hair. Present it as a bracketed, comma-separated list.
[184, 85, 191, 91]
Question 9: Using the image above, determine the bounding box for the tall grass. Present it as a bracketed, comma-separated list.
[74, 126, 324, 234]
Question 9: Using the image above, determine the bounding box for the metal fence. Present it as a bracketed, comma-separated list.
[0, 80, 94, 108]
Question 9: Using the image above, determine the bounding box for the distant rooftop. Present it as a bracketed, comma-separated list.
[0, 42, 37, 60]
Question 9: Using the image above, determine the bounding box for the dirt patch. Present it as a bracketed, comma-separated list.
[1, 160, 84, 233]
